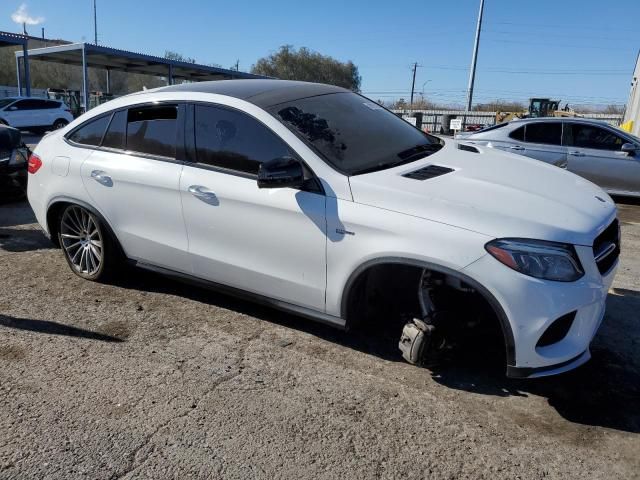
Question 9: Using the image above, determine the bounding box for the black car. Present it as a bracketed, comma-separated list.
[0, 125, 29, 199]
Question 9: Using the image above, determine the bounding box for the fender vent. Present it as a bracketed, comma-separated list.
[403, 165, 454, 180]
[458, 143, 480, 153]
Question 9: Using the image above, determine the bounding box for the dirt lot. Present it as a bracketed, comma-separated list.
[1, 198, 639, 480]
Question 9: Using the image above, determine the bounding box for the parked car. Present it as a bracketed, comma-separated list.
[456, 117, 640, 197]
[27, 80, 619, 378]
[0, 97, 74, 134]
[0, 124, 29, 199]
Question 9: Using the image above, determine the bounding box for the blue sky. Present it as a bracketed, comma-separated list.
[1, 0, 638, 107]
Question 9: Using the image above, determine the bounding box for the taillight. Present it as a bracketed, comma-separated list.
[28, 153, 42, 174]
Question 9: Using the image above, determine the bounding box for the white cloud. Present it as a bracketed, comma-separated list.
[11, 3, 44, 26]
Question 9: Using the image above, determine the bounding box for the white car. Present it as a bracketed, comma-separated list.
[0, 97, 74, 133]
[27, 80, 619, 378]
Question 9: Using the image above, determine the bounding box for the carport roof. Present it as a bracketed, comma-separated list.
[15, 42, 266, 81]
[0, 31, 27, 47]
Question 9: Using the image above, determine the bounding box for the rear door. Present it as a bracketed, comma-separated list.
[564, 122, 640, 194]
[78, 104, 190, 271]
[520, 121, 567, 167]
[180, 103, 327, 311]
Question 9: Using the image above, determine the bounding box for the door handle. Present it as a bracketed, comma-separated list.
[90, 170, 112, 186]
[568, 151, 585, 157]
[188, 185, 218, 202]
[509, 145, 525, 151]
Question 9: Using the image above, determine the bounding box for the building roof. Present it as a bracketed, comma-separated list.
[159, 79, 348, 107]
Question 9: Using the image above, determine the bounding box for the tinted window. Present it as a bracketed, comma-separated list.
[524, 122, 561, 145]
[44, 100, 61, 109]
[509, 126, 525, 141]
[13, 99, 44, 111]
[126, 105, 177, 158]
[68, 115, 110, 146]
[0, 99, 15, 109]
[194, 104, 293, 174]
[270, 92, 442, 175]
[102, 110, 126, 150]
[568, 124, 625, 151]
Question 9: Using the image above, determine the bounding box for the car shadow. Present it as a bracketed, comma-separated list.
[0, 314, 124, 343]
[0, 227, 52, 252]
[111, 269, 640, 434]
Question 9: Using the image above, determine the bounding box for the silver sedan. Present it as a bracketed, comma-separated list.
[456, 117, 640, 197]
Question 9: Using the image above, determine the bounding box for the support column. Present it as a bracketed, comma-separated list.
[167, 64, 174, 85]
[82, 45, 89, 112]
[16, 55, 22, 96]
[106, 69, 111, 95]
[22, 43, 31, 97]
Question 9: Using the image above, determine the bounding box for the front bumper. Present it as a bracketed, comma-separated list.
[463, 244, 617, 378]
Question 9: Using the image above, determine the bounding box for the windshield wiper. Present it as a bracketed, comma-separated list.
[351, 143, 443, 176]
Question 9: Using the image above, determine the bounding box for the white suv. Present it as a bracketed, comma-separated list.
[0, 97, 74, 133]
[27, 80, 619, 378]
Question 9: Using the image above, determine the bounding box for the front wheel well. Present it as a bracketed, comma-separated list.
[342, 260, 515, 366]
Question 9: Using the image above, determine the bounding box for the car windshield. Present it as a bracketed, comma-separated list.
[0, 99, 16, 109]
[270, 92, 442, 175]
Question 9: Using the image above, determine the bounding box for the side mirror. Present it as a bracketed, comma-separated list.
[257, 157, 304, 189]
[8, 106, 17, 111]
[621, 143, 637, 155]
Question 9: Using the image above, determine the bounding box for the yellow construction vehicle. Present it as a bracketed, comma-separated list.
[496, 98, 580, 124]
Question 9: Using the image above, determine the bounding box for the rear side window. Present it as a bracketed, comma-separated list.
[67, 115, 111, 146]
[524, 122, 562, 145]
[567, 124, 625, 151]
[194, 104, 293, 174]
[509, 126, 525, 141]
[102, 110, 126, 150]
[44, 100, 62, 109]
[126, 105, 177, 158]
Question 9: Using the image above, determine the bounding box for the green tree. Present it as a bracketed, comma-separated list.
[164, 50, 197, 64]
[251, 45, 361, 92]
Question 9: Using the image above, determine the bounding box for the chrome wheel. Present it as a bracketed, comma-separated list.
[60, 206, 103, 276]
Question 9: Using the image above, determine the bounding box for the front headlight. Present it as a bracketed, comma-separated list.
[485, 238, 584, 282]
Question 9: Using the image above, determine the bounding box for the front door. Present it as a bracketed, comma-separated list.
[180, 103, 327, 311]
[564, 122, 640, 194]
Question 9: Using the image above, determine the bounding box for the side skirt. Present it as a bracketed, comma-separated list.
[132, 261, 347, 330]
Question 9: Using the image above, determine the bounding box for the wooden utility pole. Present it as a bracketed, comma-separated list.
[410, 62, 418, 106]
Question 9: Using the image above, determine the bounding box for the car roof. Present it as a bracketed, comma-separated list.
[509, 116, 611, 126]
[157, 79, 349, 108]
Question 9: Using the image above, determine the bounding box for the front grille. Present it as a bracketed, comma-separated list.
[593, 218, 620, 275]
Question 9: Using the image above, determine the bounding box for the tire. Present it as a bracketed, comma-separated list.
[58, 205, 120, 281]
[53, 119, 69, 130]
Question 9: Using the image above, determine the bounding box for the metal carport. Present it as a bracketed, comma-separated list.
[0, 32, 30, 97]
[15, 42, 267, 111]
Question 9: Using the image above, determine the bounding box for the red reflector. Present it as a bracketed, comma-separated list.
[28, 153, 42, 174]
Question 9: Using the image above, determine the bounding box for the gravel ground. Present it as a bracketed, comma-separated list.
[0, 198, 639, 480]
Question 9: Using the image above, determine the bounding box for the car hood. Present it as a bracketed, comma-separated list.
[348, 141, 616, 246]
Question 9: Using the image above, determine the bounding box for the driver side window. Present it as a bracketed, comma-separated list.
[567, 124, 625, 151]
[194, 104, 294, 175]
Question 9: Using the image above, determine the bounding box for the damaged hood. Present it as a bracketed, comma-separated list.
[348, 141, 616, 246]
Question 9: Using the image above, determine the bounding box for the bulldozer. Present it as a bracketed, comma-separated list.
[496, 98, 580, 124]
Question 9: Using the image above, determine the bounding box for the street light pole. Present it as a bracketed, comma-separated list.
[93, 0, 98, 44]
[410, 62, 418, 106]
[466, 0, 485, 112]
